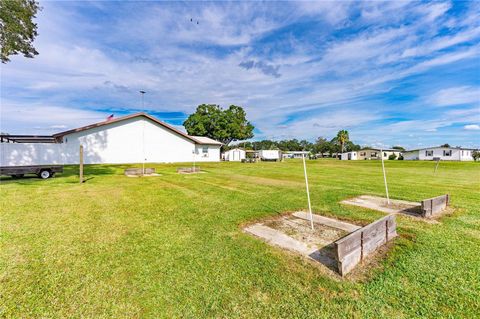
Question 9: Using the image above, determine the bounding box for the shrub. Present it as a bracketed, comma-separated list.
[388, 154, 397, 160]
[473, 150, 480, 161]
[398, 154, 404, 160]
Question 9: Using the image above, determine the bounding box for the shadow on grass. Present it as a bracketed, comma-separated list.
[308, 244, 339, 273]
[0, 164, 119, 184]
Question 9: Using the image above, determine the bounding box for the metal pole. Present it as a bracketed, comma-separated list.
[381, 149, 390, 205]
[302, 154, 314, 230]
[140, 91, 146, 175]
[434, 159, 440, 174]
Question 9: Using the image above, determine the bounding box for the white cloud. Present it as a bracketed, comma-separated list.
[428, 86, 480, 107]
[1, 0, 479, 148]
[464, 124, 480, 130]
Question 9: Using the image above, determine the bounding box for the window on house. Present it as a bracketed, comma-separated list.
[443, 150, 451, 156]
[360, 152, 366, 156]
[202, 146, 208, 154]
[425, 150, 433, 156]
[384, 152, 387, 157]
[371, 152, 377, 157]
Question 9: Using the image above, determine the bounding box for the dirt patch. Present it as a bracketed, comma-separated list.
[264, 216, 349, 248]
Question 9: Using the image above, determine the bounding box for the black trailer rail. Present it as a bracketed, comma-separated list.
[0, 165, 63, 179]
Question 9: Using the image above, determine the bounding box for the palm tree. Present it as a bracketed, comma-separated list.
[337, 130, 349, 153]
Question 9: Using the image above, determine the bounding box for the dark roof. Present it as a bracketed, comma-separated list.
[53, 112, 220, 145]
[0, 134, 58, 143]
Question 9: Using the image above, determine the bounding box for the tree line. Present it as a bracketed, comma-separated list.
[225, 135, 362, 155]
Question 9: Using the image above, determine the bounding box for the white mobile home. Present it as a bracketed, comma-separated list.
[1, 113, 222, 166]
[403, 147, 475, 161]
[224, 148, 246, 162]
[341, 149, 401, 160]
[341, 151, 358, 160]
[283, 151, 310, 159]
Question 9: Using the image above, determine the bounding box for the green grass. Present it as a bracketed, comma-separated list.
[1, 159, 479, 318]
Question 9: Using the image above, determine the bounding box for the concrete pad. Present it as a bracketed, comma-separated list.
[125, 173, 161, 178]
[341, 195, 421, 216]
[245, 224, 318, 256]
[293, 211, 361, 232]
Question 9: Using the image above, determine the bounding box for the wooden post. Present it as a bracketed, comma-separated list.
[79, 145, 84, 183]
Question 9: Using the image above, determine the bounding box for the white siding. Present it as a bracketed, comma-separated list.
[224, 149, 246, 161]
[194, 144, 221, 162]
[1, 117, 221, 166]
[403, 151, 419, 160]
[341, 152, 357, 160]
[62, 117, 198, 164]
[259, 150, 281, 160]
[1, 143, 66, 166]
[417, 148, 473, 161]
[404, 148, 474, 161]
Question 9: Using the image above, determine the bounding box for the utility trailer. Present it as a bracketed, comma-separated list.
[258, 150, 282, 161]
[0, 165, 63, 179]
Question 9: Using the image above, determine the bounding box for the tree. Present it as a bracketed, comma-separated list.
[336, 130, 349, 153]
[392, 146, 405, 151]
[472, 150, 480, 162]
[440, 143, 450, 148]
[0, 0, 41, 63]
[313, 137, 330, 156]
[183, 104, 254, 145]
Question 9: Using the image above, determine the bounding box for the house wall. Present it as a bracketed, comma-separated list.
[1, 117, 220, 166]
[417, 148, 473, 161]
[62, 117, 200, 164]
[194, 144, 221, 162]
[0, 143, 67, 166]
[403, 151, 419, 160]
[341, 152, 357, 160]
[344, 149, 401, 160]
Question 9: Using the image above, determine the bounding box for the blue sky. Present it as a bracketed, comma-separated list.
[1, 0, 479, 149]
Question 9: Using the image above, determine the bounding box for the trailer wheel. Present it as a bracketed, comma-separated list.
[39, 170, 51, 179]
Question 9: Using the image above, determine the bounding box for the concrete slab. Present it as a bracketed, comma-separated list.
[341, 195, 421, 216]
[293, 211, 361, 232]
[244, 224, 317, 256]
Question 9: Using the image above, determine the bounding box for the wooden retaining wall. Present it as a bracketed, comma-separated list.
[334, 214, 397, 276]
[421, 194, 449, 218]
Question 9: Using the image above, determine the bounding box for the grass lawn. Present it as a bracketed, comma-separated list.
[1, 159, 479, 318]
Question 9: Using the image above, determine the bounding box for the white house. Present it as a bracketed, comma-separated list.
[403, 147, 476, 161]
[224, 148, 246, 162]
[0, 113, 222, 166]
[283, 151, 310, 159]
[341, 149, 402, 160]
[340, 151, 358, 160]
